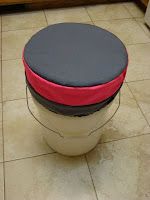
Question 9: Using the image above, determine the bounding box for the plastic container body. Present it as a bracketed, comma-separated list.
[32, 97, 116, 156]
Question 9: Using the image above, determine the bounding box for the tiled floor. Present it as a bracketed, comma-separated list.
[0, 1, 150, 200]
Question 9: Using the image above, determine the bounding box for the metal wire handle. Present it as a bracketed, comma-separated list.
[26, 85, 121, 139]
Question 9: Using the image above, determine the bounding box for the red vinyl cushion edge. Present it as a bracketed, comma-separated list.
[23, 56, 127, 106]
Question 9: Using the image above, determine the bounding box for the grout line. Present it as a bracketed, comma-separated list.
[134, 17, 144, 19]
[5, 151, 57, 163]
[1, 16, 6, 200]
[133, 17, 150, 38]
[2, 96, 32, 103]
[84, 7, 94, 24]
[122, 3, 135, 19]
[99, 132, 150, 145]
[3, 132, 150, 164]
[2, 57, 24, 62]
[126, 78, 150, 83]
[134, 17, 144, 20]
[2, 58, 21, 62]
[126, 41, 150, 46]
[126, 83, 150, 127]
[1, 26, 45, 33]
[134, 18, 150, 39]
[122, 2, 145, 20]
[43, 10, 49, 26]
[91, 17, 135, 24]
[85, 155, 99, 200]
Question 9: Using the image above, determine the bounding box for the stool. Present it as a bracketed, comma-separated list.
[23, 23, 128, 156]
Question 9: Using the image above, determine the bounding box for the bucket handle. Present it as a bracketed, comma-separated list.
[26, 85, 121, 139]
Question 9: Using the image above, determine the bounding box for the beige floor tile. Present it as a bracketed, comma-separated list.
[0, 99, 2, 163]
[99, 84, 150, 143]
[2, 27, 44, 60]
[5, 154, 96, 200]
[128, 80, 150, 125]
[127, 43, 150, 65]
[2, 59, 26, 101]
[0, 123, 3, 162]
[3, 99, 54, 161]
[126, 63, 150, 82]
[44, 7, 91, 24]
[0, 32, 1, 60]
[0, 66, 1, 103]
[94, 19, 150, 45]
[86, 134, 150, 200]
[0, 103, 2, 122]
[2, 11, 47, 32]
[126, 43, 150, 82]
[135, 17, 150, 38]
[0, 88, 2, 102]
[0, 164, 4, 200]
[86, 3, 132, 21]
[123, 2, 144, 18]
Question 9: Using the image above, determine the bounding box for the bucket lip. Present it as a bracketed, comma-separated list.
[26, 78, 121, 117]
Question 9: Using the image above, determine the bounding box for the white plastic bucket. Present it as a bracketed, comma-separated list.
[28, 92, 119, 156]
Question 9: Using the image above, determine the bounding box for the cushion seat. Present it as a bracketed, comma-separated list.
[23, 23, 128, 115]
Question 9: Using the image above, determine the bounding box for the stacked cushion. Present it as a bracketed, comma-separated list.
[23, 23, 128, 116]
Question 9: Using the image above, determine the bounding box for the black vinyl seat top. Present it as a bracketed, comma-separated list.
[24, 23, 128, 87]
